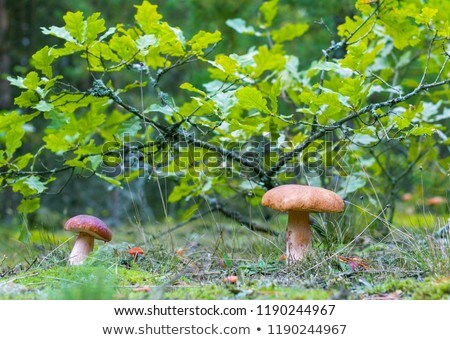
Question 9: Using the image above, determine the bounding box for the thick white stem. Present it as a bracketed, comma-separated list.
[286, 211, 311, 263]
[68, 233, 95, 265]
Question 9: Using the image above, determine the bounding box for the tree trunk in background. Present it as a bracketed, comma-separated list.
[0, 0, 11, 109]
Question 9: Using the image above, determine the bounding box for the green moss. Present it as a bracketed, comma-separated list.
[8, 265, 116, 299]
[48, 269, 117, 299]
[0, 282, 44, 299]
[369, 277, 450, 300]
[1, 222, 448, 300]
[158, 283, 333, 300]
[164, 285, 235, 299]
[5, 263, 168, 299]
[250, 286, 332, 300]
[412, 278, 450, 299]
[115, 267, 158, 286]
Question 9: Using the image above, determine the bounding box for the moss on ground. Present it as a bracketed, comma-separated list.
[368, 276, 450, 300]
[0, 216, 448, 300]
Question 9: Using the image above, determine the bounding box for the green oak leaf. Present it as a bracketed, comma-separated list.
[235, 87, 270, 114]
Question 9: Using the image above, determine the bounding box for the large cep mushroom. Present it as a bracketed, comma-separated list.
[262, 184, 344, 263]
[64, 214, 112, 265]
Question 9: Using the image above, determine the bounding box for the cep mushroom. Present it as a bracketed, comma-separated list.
[262, 184, 344, 263]
[64, 214, 112, 265]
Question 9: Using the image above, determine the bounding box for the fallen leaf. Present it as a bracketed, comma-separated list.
[173, 280, 189, 286]
[132, 286, 151, 292]
[365, 291, 402, 300]
[217, 259, 227, 268]
[337, 255, 370, 270]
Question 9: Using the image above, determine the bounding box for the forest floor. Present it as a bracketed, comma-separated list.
[0, 211, 449, 300]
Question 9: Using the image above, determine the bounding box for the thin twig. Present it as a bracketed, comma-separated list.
[201, 195, 279, 236]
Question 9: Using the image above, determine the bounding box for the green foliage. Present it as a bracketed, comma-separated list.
[236, 86, 271, 114]
[369, 277, 450, 300]
[1, 0, 449, 236]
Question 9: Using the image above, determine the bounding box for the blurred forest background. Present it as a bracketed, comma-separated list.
[0, 0, 448, 235]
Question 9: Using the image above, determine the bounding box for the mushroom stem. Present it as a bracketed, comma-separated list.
[286, 211, 311, 263]
[68, 233, 95, 265]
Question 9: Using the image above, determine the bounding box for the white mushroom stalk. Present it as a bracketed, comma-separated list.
[68, 233, 95, 265]
[286, 210, 311, 262]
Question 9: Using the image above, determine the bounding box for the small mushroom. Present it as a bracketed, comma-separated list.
[262, 184, 344, 263]
[64, 215, 112, 265]
[427, 196, 447, 206]
[223, 275, 238, 284]
[401, 193, 412, 202]
[128, 247, 144, 262]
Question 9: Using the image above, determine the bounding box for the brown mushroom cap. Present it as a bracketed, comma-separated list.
[427, 196, 447, 206]
[64, 215, 112, 242]
[261, 184, 344, 213]
[128, 247, 144, 255]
